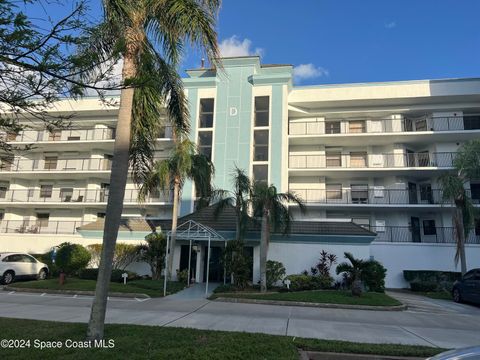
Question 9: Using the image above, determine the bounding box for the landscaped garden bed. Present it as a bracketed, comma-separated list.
[0, 317, 445, 359]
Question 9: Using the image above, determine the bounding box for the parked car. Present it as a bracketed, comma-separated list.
[452, 268, 480, 304]
[427, 346, 480, 359]
[0, 253, 49, 285]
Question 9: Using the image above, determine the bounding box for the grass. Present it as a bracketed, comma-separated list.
[214, 290, 402, 307]
[9, 278, 185, 297]
[0, 317, 445, 359]
[414, 291, 453, 301]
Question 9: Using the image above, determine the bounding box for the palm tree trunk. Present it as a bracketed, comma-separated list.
[260, 209, 269, 293]
[86, 53, 135, 341]
[168, 176, 181, 277]
[454, 205, 467, 275]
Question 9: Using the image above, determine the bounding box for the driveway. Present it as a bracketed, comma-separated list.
[0, 289, 479, 349]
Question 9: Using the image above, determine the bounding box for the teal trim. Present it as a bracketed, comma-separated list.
[270, 85, 283, 187]
[183, 77, 218, 88]
[77, 230, 150, 241]
[248, 74, 292, 85]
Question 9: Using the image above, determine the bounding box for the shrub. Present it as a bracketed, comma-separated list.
[266, 260, 286, 288]
[37, 251, 59, 277]
[139, 232, 166, 280]
[87, 243, 141, 271]
[403, 270, 461, 292]
[213, 284, 236, 294]
[176, 269, 189, 284]
[362, 260, 387, 293]
[222, 239, 252, 290]
[410, 281, 438, 292]
[315, 250, 337, 277]
[285, 274, 332, 291]
[55, 243, 91, 275]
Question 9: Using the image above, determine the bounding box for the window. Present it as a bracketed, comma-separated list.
[252, 164, 268, 183]
[351, 184, 368, 204]
[463, 115, 480, 130]
[0, 212, 4, 221]
[326, 184, 342, 200]
[48, 131, 61, 141]
[471, 183, 480, 201]
[36, 213, 49, 227]
[199, 99, 214, 128]
[254, 96, 269, 127]
[420, 184, 434, 203]
[40, 185, 53, 198]
[198, 131, 213, 160]
[423, 220, 437, 235]
[60, 188, 73, 202]
[21, 255, 36, 263]
[326, 152, 341, 167]
[97, 212, 106, 218]
[325, 121, 340, 134]
[475, 218, 480, 236]
[0, 185, 7, 199]
[350, 152, 367, 167]
[44, 156, 58, 170]
[253, 130, 269, 161]
[349, 120, 366, 133]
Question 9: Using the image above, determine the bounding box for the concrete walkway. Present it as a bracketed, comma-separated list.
[0, 289, 479, 349]
[168, 282, 219, 300]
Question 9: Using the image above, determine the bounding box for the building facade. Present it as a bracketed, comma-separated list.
[1, 56, 480, 288]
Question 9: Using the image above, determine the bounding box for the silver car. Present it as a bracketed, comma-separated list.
[0, 252, 49, 285]
[427, 346, 480, 360]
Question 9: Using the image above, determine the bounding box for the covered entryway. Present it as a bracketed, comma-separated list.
[165, 220, 225, 297]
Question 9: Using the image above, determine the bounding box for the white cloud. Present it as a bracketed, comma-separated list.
[218, 36, 264, 58]
[293, 64, 329, 82]
[385, 21, 396, 29]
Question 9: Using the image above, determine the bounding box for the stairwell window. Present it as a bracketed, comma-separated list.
[253, 130, 269, 161]
[254, 96, 269, 127]
[253, 164, 268, 183]
[198, 99, 214, 161]
[252, 96, 270, 183]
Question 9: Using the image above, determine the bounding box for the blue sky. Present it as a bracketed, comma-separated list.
[28, 0, 480, 85]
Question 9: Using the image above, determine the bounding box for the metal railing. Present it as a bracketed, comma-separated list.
[0, 188, 173, 203]
[288, 116, 480, 135]
[0, 158, 112, 172]
[289, 152, 455, 169]
[0, 220, 85, 235]
[371, 226, 480, 244]
[0, 125, 173, 143]
[288, 188, 472, 205]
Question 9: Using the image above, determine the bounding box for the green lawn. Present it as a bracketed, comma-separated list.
[10, 278, 185, 297]
[215, 290, 402, 307]
[0, 318, 444, 359]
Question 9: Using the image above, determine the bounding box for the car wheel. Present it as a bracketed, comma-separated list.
[1, 271, 15, 285]
[453, 288, 462, 303]
[37, 268, 48, 280]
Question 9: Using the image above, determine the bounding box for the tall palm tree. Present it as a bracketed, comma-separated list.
[336, 252, 368, 296]
[213, 167, 252, 241]
[139, 139, 214, 274]
[86, 0, 220, 340]
[251, 182, 306, 292]
[440, 139, 480, 275]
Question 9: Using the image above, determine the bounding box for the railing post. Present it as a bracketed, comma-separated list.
[56, 221, 59, 235]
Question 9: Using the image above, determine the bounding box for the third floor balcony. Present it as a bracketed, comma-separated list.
[289, 151, 455, 170]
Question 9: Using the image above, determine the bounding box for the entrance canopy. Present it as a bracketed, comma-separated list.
[165, 220, 225, 297]
[168, 220, 225, 242]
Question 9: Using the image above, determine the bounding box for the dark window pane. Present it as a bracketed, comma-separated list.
[325, 121, 340, 134]
[40, 185, 53, 198]
[198, 131, 213, 160]
[464, 115, 480, 130]
[255, 96, 269, 127]
[254, 130, 269, 161]
[199, 99, 214, 128]
[471, 183, 480, 200]
[423, 220, 436, 235]
[253, 165, 268, 183]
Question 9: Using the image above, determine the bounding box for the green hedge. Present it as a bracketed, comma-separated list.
[403, 270, 461, 283]
[78, 268, 139, 282]
[285, 274, 332, 291]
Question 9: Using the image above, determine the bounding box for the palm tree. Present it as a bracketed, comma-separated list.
[440, 139, 480, 275]
[336, 252, 369, 296]
[139, 139, 214, 275]
[251, 182, 305, 292]
[213, 167, 252, 241]
[86, 0, 220, 340]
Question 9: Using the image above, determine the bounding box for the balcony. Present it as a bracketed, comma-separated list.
[0, 125, 173, 143]
[289, 152, 455, 169]
[0, 220, 85, 235]
[290, 188, 464, 206]
[371, 226, 480, 244]
[0, 158, 112, 172]
[289, 116, 480, 136]
[0, 188, 173, 204]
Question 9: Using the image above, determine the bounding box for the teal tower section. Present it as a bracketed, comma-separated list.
[181, 57, 292, 216]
